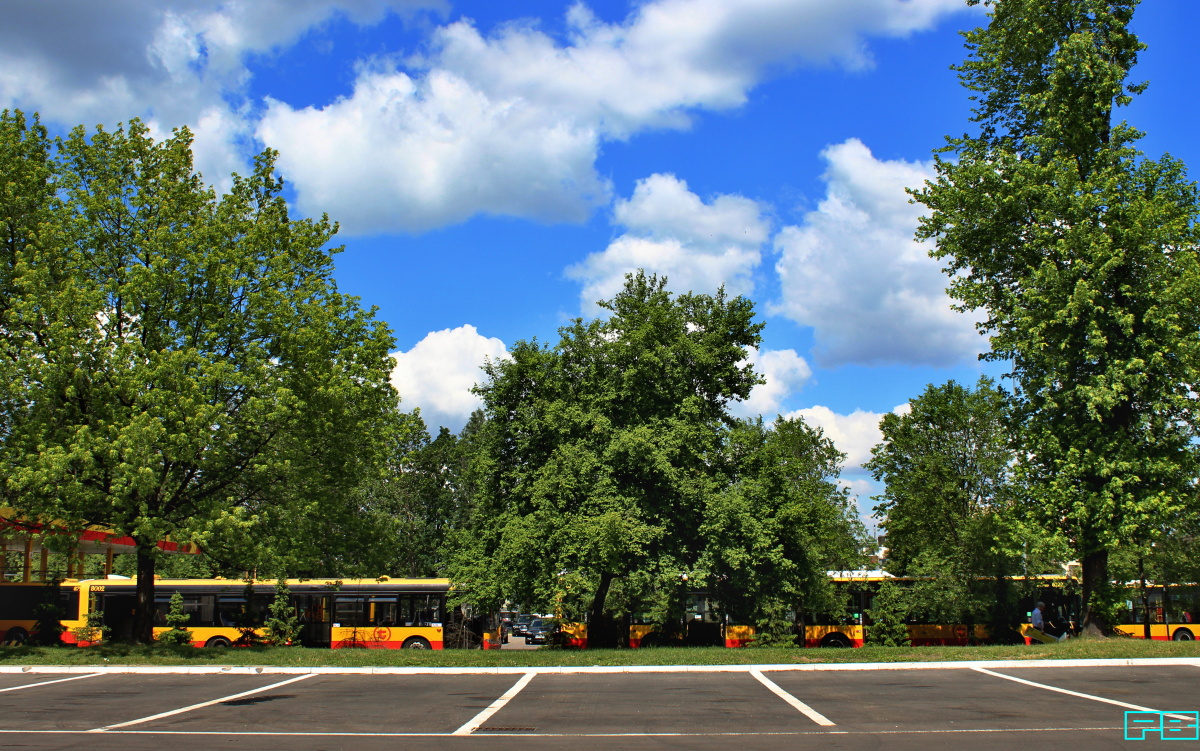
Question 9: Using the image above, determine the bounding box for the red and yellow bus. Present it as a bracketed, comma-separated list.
[3, 577, 459, 649]
[1114, 583, 1198, 642]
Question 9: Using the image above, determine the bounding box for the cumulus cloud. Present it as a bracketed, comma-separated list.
[787, 404, 886, 471]
[774, 138, 984, 367]
[567, 173, 768, 311]
[390, 325, 508, 432]
[257, 0, 972, 233]
[730, 347, 812, 419]
[0, 1, 440, 187]
[0, 0, 972, 232]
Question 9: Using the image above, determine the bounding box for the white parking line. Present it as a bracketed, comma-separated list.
[971, 667, 1195, 721]
[0, 673, 105, 693]
[750, 669, 836, 726]
[89, 673, 318, 732]
[452, 671, 537, 736]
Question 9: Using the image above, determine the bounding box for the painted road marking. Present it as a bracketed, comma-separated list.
[89, 673, 318, 732]
[750, 668, 836, 726]
[971, 667, 1195, 721]
[0, 725, 1124, 737]
[452, 671, 537, 736]
[0, 673, 105, 693]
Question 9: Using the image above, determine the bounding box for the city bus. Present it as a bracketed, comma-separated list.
[1114, 583, 1198, 641]
[2, 577, 462, 649]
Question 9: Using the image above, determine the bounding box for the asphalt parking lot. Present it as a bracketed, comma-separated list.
[1, 659, 1196, 750]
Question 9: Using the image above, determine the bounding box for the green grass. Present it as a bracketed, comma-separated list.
[2, 637, 1198, 668]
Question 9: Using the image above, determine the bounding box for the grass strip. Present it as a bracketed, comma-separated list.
[2, 638, 1198, 668]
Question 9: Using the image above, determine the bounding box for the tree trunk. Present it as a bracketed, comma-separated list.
[133, 543, 157, 644]
[1080, 548, 1109, 637]
[588, 571, 615, 648]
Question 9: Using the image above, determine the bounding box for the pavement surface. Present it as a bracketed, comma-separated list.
[0, 659, 1197, 750]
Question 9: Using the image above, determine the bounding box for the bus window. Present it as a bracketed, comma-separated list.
[333, 597, 368, 627]
[370, 597, 397, 627]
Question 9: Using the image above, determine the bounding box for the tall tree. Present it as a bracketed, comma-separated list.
[0, 114, 399, 641]
[702, 416, 865, 643]
[912, 0, 1200, 632]
[458, 272, 763, 645]
[867, 378, 1047, 638]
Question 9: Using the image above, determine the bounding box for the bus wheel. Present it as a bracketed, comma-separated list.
[3, 627, 28, 646]
[205, 636, 232, 648]
[820, 633, 851, 648]
[402, 636, 431, 650]
[1172, 628, 1194, 642]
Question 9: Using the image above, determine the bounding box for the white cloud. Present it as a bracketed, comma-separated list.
[787, 405, 886, 471]
[567, 173, 767, 311]
[0, 0, 972, 233]
[773, 138, 984, 367]
[390, 325, 508, 432]
[730, 347, 812, 419]
[257, 0, 973, 233]
[0, 1, 441, 189]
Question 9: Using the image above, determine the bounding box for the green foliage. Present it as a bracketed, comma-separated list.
[0, 110, 401, 639]
[264, 577, 302, 647]
[865, 581, 911, 647]
[702, 416, 866, 632]
[156, 592, 192, 646]
[70, 610, 109, 645]
[457, 271, 765, 630]
[911, 1, 1200, 630]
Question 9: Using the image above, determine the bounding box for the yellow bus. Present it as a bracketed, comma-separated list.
[0, 580, 81, 645]
[1114, 583, 1198, 642]
[1, 577, 458, 649]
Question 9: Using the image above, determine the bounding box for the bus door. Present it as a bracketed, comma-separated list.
[98, 591, 137, 642]
[294, 594, 331, 647]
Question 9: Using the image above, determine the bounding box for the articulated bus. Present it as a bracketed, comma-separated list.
[555, 572, 1086, 649]
[2, 577, 460, 649]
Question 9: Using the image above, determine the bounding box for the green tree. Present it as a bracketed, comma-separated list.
[867, 379, 1057, 641]
[458, 272, 763, 645]
[912, 1, 1200, 633]
[864, 580, 911, 647]
[702, 416, 865, 643]
[157, 592, 193, 646]
[0, 113, 400, 642]
[264, 577, 302, 646]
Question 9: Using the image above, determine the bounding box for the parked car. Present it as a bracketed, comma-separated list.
[513, 614, 535, 637]
[525, 618, 553, 645]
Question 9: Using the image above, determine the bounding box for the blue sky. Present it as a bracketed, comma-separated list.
[3, 1, 1196, 526]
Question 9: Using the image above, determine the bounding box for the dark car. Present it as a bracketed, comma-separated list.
[512, 614, 535, 637]
[525, 618, 553, 645]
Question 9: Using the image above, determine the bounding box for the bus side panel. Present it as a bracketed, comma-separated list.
[1113, 624, 1174, 641]
[558, 622, 587, 649]
[909, 624, 972, 646]
[802, 624, 864, 648]
[330, 625, 443, 649]
[724, 624, 754, 648]
[628, 624, 652, 648]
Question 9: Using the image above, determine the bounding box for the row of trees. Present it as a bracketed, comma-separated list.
[1, 112, 866, 643]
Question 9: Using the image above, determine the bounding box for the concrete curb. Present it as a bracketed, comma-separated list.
[2, 657, 1198, 675]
